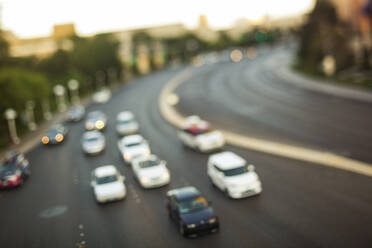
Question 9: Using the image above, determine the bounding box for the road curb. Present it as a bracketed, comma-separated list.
[158, 68, 372, 178]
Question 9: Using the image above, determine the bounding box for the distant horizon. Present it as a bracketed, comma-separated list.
[0, 0, 315, 39]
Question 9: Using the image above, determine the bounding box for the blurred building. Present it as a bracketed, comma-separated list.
[194, 15, 219, 42]
[6, 24, 75, 58]
[112, 23, 188, 74]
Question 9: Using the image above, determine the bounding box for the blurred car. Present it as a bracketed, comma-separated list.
[66, 105, 85, 122]
[92, 87, 111, 103]
[178, 116, 224, 152]
[116, 111, 139, 136]
[118, 134, 151, 163]
[166, 186, 219, 237]
[41, 124, 68, 145]
[91, 165, 126, 203]
[0, 152, 30, 189]
[207, 151, 262, 199]
[81, 130, 105, 155]
[131, 155, 170, 188]
[85, 111, 107, 131]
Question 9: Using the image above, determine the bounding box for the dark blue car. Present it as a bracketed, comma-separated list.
[166, 186, 219, 237]
[0, 153, 30, 189]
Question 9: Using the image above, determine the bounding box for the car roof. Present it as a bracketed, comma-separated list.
[209, 151, 246, 170]
[167, 186, 201, 201]
[132, 154, 157, 163]
[122, 134, 144, 144]
[94, 165, 117, 177]
[88, 111, 104, 117]
[117, 111, 134, 121]
[83, 130, 102, 139]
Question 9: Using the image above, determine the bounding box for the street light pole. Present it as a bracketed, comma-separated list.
[53, 84, 67, 112]
[25, 100, 36, 131]
[68, 79, 80, 105]
[4, 108, 20, 144]
[42, 100, 52, 120]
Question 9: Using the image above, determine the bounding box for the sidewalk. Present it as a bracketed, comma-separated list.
[269, 50, 372, 103]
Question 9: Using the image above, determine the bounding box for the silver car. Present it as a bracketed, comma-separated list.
[116, 111, 139, 136]
[82, 131, 105, 155]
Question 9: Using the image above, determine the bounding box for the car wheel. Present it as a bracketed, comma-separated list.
[18, 178, 24, 187]
[208, 176, 216, 188]
[224, 188, 231, 198]
[179, 223, 185, 236]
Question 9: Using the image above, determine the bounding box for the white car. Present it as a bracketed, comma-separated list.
[178, 117, 224, 152]
[91, 165, 126, 203]
[85, 111, 107, 131]
[81, 131, 105, 155]
[131, 155, 170, 188]
[207, 151, 262, 199]
[116, 111, 139, 136]
[118, 134, 151, 163]
[92, 88, 111, 103]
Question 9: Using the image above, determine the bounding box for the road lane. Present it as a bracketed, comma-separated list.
[1, 50, 372, 248]
[175, 45, 372, 163]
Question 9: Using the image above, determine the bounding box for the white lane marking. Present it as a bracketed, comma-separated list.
[159, 69, 372, 177]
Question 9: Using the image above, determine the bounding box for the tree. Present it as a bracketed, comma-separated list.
[297, 0, 353, 73]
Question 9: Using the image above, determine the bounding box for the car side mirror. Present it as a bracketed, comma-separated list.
[248, 165, 255, 171]
[90, 181, 96, 187]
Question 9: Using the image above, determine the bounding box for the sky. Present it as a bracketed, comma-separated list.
[0, 0, 315, 38]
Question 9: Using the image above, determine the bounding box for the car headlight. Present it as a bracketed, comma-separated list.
[41, 136, 49, 144]
[162, 172, 170, 180]
[187, 224, 196, 228]
[124, 153, 131, 161]
[55, 134, 64, 142]
[208, 217, 217, 224]
[139, 177, 150, 185]
[95, 120, 104, 129]
[86, 122, 94, 130]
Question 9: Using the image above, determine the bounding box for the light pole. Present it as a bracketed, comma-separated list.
[53, 84, 67, 112]
[42, 100, 52, 120]
[68, 79, 80, 105]
[4, 108, 20, 144]
[25, 100, 36, 131]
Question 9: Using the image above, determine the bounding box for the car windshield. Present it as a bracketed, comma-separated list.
[126, 141, 142, 147]
[138, 159, 160, 169]
[119, 120, 132, 125]
[96, 175, 118, 185]
[178, 196, 208, 214]
[86, 136, 99, 142]
[223, 166, 248, 176]
[0, 163, 16, 174]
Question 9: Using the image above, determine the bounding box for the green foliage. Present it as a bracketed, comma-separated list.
[0, 67, 50, 115]
[70, 34, 122, 81]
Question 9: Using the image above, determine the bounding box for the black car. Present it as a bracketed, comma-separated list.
[0, 152, 30, 189]
[41, 124, 68, 145]
[66, 105, 85, 122]
[166, 186, 219, 237]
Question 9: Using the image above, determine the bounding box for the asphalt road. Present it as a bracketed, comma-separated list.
[1, 45, 372, 248]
